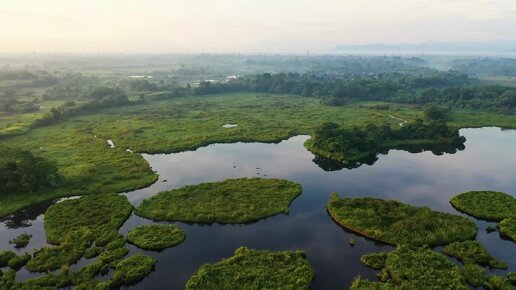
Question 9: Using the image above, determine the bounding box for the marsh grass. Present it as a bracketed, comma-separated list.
[127, 224, 186, 251]
[443, 240, 507, 269]
[9, 234, 32, 249]
[355, 245, 467, 289]
[110, 254, 156, 287]
[186, 247, 314, 290]
[451, 191, 516, 242]
[327, 193, 477, 246]
[135, 178, 302, 224]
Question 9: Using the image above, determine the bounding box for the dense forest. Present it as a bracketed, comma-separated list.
[305, 120, 466, 165]
[0, 147, 59, 195]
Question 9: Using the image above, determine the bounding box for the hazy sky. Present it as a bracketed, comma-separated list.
[1, 0, 515, 53]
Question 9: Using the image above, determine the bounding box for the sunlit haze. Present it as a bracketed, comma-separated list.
[1, 0, 516, 53]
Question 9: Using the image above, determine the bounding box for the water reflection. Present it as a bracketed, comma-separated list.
[0, 127, 515, 289]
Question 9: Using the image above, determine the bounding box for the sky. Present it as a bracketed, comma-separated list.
[1, 0, 516, 53]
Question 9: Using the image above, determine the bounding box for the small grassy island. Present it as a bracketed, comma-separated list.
[450, 191, 516, 242]
[353, 245, 468, 290]
[443, 240, 507, 269]
[327, 193, 477, 246]
[26, 194, 133, 272]
[185, 247, 314, 290]
[305, 120, 466, 167]
[135, 178, 302, 224]
[9, 233, 31, 248]
[127, 224, 186, 251]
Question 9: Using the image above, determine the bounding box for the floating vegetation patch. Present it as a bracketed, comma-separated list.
[443, 240, 507, 269]
[110, 254, 156, 288]
[355, 245, 468, 289]
[136, 178, 302, 224]
[9, 233, 31, 248]
[127, 224, 186, 251]
[186, 247, 314, 290]
[451, 191, 516, 242]
[327, 193, 477, 246]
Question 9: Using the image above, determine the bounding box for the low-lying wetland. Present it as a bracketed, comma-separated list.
[0, 127, 515, 289]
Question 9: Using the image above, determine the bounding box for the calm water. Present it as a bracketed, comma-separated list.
[1, 127, 515, 289]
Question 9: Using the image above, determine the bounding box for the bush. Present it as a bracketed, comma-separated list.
[127, 224, 186, 251]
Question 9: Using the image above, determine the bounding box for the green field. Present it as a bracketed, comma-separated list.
[1, 93, 516, 217]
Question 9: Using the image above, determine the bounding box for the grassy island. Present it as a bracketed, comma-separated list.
[135, 178, 302, 224]
[110, 254, 156, 287]
[186, 247, 314, 290]
[9, 233, 32, 248]
[305, 120, 465, 167]
[327, 193, 477, 246]
[26, 194, 133, 272]
[354, 245, 467, 290]
[443, 240, 507, 269]
[450, 191, 516, 242]
[127, 224, 186, 251]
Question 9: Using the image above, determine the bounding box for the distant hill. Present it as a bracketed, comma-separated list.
[334, 41, 516, 55]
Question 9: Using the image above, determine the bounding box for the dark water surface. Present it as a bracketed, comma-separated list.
[1, 127, 515, 289]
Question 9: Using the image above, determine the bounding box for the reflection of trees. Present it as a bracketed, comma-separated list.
[0, 199, 55, 229]
[312, 142, 466, 171]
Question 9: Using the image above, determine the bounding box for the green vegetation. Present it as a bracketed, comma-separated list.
[360, 252, 387, 269]
[450, 191, 516, 221]
[0, 251, 16, 267]
[127, 224, 186, 251]
[461, 263, 487, 287]
[443, 241, 507, 269]
[110, 255, 156, 287]
[327, 193, 477, 246]
[351, 277, 398, 290]
[186, 247, 314, 290]
[305, 120, 465, 166]
[0, 146, 59, 195]
[136, 178, 302, 223]
[44, 194, 132, 245]
[9, 233, 31, 248]
[487, 276, 513, 290]
[354, 245, 467, 289]
[450, 191, 516, 242]
[26, 194, 132, 272]
[84, 246, 104, 259]
[498, 217, 516, 242]
[2, 92, 516, 218]
[7, 253, 31, 270]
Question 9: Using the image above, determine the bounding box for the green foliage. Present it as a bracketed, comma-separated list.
[450, 191, 516, 242]
[0, 250, 16, 267]
[44, 194, 133, 245]
[26, 243, 87, 272]
[305, 120, 465, 165]
[461, 263, 487, 287]
[98, 247, 129, 264]
[127, 224, 186, 251]
[186, 247, 314, 290]
[351, 277, 398, 290]
[498, 217, 516, 242]
[351, 246, 467, 290]
[84, 246, 104, 259]
[327, 193, 477, 246]
[0, 269, 15, 290]
[110, 254, 156, 288]
[136, 178, 302, 223]
[487, 276, 513, 290]
[443, 240, 507, 268]
[0, 146, 59, 195]
[450, 191, 516, 221]
[360, 253, 387, 269]
[7, 252, 31, 270]
[9, 233, 32, 248]
[508, 272, 516, 286]
[423, 105, 450, 120]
